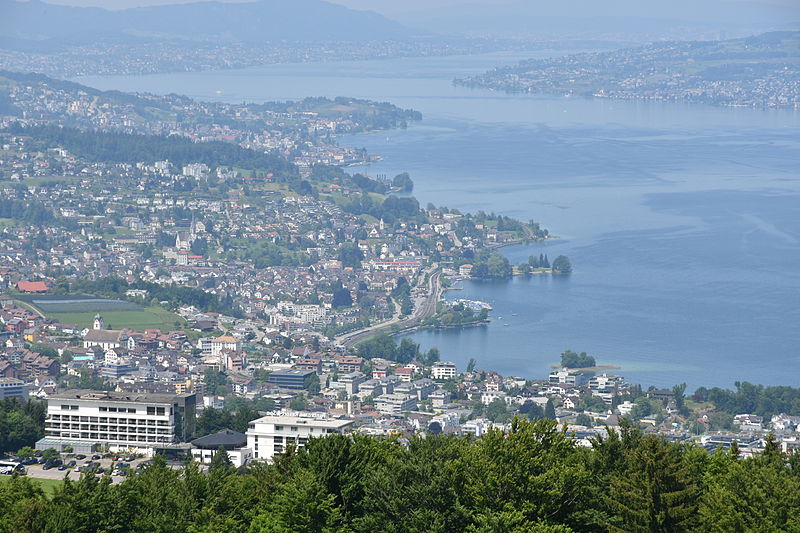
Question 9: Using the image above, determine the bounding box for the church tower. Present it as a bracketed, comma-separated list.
[93, 313, 104, 330]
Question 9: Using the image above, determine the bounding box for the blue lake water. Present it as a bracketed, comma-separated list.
[77, 52, 800, 390]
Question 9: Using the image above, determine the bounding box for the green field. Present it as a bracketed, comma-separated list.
[0, 475, 64, 496]
[0, 218, 19, 229]
[49, 306, 186, 332]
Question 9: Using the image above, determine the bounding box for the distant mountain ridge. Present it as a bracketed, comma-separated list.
[0, 0, 423, 44]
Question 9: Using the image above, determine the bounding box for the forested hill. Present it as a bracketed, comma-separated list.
[4, 124, 299, 179]
[0, 419, 798, 532]
[0, 71, 421, 134]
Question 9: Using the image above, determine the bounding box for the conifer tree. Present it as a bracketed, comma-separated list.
[606, 435, 699, 532]
[209, 445, 234, 476]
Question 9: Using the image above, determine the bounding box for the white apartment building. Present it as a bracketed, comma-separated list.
[431, 361, 457, 380]
[375, 393, 417, 415]
[480, 390, 507, 405]
[549, 369, 588, 386]
[274, 302, 329, 326]
[37, 389, 196, 454]
[210, 335, 239, 358]
[246, 412, 354, 462]
[462, 418, 503, 438]
[182, 163, 210, 178]
[338, 372, 366, 396]
[429, 389, 451, 407]
[0, 377, 28, 401]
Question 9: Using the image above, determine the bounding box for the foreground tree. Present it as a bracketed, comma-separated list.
[605, 435, 699, 532]
[249, 470, 343, 533]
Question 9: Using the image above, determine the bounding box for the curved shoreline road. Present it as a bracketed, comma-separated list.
[335, 266, 443, 349]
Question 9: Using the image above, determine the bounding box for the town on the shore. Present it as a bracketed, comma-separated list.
[1, 68, 798, 479]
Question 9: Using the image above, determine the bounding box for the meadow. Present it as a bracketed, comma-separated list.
[0, 475, 64, 497]
[48, 306, 185, 331]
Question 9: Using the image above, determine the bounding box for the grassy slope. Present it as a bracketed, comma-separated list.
[0, 475, 64, 497]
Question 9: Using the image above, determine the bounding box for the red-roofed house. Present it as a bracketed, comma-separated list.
[17, 281, 49, 293]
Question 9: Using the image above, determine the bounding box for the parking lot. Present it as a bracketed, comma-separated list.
[18, 455, 154, 484]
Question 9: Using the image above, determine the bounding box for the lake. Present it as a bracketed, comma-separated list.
[77, 51, 800, 390]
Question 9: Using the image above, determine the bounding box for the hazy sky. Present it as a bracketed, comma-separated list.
[36, 0, 800, 15]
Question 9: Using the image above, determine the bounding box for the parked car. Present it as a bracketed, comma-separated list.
[91, 455, 101, 460]
[58, 465, 67, 471]
[75, 454, 86, 460]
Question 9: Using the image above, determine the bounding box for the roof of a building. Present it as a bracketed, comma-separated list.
[249, 414, 354, 429]
[269, 368, 315, 378]
[48, 389, 190, 404]
[191, 429, 246, 450]
[84, 330, 124, 343]
[17, 281, 49, 293]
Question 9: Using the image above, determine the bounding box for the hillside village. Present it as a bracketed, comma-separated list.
[0, 70, 797, 470]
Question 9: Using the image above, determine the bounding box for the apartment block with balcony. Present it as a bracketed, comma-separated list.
[246, 412, 353, 462]
[36, 389, 196, 454]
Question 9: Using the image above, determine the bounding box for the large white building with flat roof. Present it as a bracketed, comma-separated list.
[431, 361, 457, 380]
[375, 393, 417, 415]
[246, 412, 354, 462]
[36, 389, 196, 454]
[0, 377, 28, 401]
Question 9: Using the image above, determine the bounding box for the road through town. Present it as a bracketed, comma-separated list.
[335, 267, 443, 349]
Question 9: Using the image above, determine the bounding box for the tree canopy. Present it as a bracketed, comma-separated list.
[560, 350, 596, 369]
[0, 419, 798, 532]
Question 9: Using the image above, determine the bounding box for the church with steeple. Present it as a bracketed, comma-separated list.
[83, 313, 127, 350]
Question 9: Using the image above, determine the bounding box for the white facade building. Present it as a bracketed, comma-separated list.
[210, 335, 239, 358]
[246, 412, 354, 462]
[0, 377, 28, 401]
[37, 389, 196, 454]
[549, 369, 588, 386]
[274, 302, 329, 327]
[431, 361, 457, 380]
[375, 393, 417, 415]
